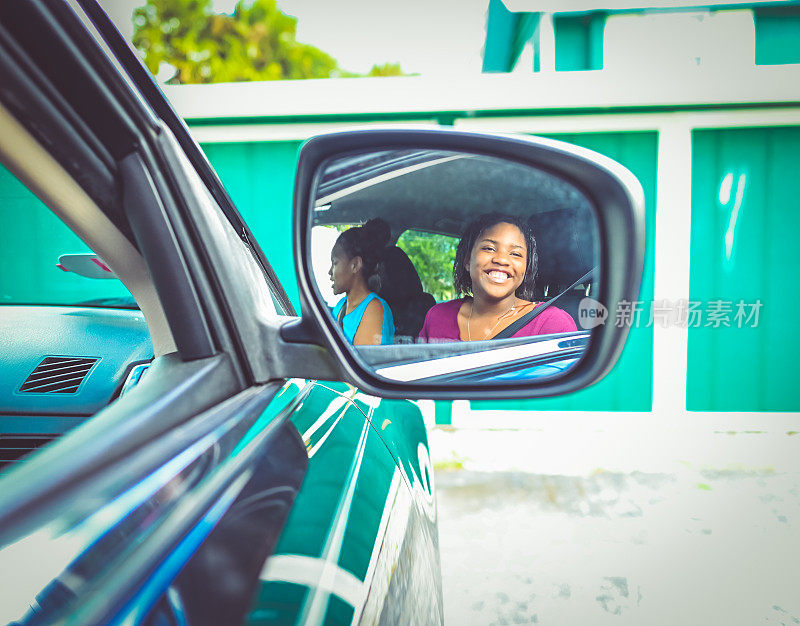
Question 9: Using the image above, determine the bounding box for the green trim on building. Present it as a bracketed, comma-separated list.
[554, 13, 606, 71]
[187, 112, 446, 126]
[184, 103, 800, 128]
[483, 6, 606, 73]
[754, 7, 800, 65]
[483, 4, 800, 74]
[483, 0, 538, 72]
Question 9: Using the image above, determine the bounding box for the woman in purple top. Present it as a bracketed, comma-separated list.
[419, 213, 576, 342]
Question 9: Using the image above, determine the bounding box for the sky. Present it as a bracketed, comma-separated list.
[279, 0, 489, 76]
[102, 0, 490, 76]
[100, 0, 759, 79]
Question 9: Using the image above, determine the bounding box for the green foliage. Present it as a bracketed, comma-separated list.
[132, 0, 407, 84]
[133, 0, 336, 83]
[367, 62, 405, 77]
[397, 231, 458, 302]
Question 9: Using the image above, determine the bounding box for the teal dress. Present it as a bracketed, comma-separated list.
[332, 293, 395, 345]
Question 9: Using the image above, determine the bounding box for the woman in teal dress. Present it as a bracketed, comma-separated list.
[328, 218, 395, 345]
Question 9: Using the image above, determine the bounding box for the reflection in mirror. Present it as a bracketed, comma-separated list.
[309, 149, 600, 384]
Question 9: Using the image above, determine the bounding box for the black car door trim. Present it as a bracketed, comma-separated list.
[120, 152, 216, 360]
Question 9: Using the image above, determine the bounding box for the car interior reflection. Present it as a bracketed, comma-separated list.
[311, 149, 600, 383]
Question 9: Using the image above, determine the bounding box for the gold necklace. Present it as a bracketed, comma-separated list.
[467, 298, 518, 341]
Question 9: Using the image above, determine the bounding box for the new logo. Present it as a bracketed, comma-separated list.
[577, 297, 608, 329]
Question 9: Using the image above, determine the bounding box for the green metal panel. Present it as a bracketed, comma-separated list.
[324, 595, 355, 625]
[201, 141, 303, 306]
[434, 401, 452, 425]
[754, 8, 800, 65]
[554, 14, 606, 71]
[688, 127, 800, 411]
[482, 0, 538, 72]
[473, 131, 658, 411]
[0, 163, 130, 306]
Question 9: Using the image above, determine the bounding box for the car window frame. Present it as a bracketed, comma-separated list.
[0, 4, 311, 621]
[76, 0, 296, 319]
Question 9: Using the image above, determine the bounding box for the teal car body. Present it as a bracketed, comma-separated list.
[0, 306, 440, 624]
[252, 382, 440, 625]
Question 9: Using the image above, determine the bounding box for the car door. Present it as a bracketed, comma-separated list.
[0, 2, 443, 625]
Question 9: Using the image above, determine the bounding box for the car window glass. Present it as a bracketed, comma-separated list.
[0, 163, 136, 308]
[396, 230, 459, 303]
[165, 132, 279, 328]
[0, 160, 152, 464]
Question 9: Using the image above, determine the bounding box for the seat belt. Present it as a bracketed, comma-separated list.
[493, 267, 596, 339]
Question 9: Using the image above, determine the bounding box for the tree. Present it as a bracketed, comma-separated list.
[396, 231, 458, 302]
[132, 0, 406, 84]
[133, 0, 337, 83]
[367, 62, 405, 77]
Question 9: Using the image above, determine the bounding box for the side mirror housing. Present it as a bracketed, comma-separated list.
[285, 129, 645, 400]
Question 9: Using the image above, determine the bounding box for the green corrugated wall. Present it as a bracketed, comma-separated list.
[4, 122, 795, 416]
[202, 141, 303, 304]
[0, 163, 130, 305]
[688, 127, 800, 411]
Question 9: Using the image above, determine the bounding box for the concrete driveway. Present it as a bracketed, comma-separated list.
[431, 425, 800, 625]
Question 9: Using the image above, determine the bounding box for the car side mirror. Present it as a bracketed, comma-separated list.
[283, 129, 644, 400]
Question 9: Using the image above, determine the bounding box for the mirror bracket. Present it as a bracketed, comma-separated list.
[257, 316, 343, 382]
[279, 315, 326, 345]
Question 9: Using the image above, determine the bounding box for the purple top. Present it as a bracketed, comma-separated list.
[418, 298, 577, 342]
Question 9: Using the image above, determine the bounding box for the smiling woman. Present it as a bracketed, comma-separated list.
[419, 214, 577, 342]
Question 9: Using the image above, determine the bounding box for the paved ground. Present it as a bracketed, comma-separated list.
[431, 428, 800, 626]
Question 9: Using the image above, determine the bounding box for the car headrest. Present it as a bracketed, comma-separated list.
[529, 207, 596, 288]
[378, 246, 424, 304]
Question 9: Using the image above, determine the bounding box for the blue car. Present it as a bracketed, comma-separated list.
[0, 2, 644, 624]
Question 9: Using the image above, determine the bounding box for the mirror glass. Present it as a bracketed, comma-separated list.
[308, 149, 601, 385]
